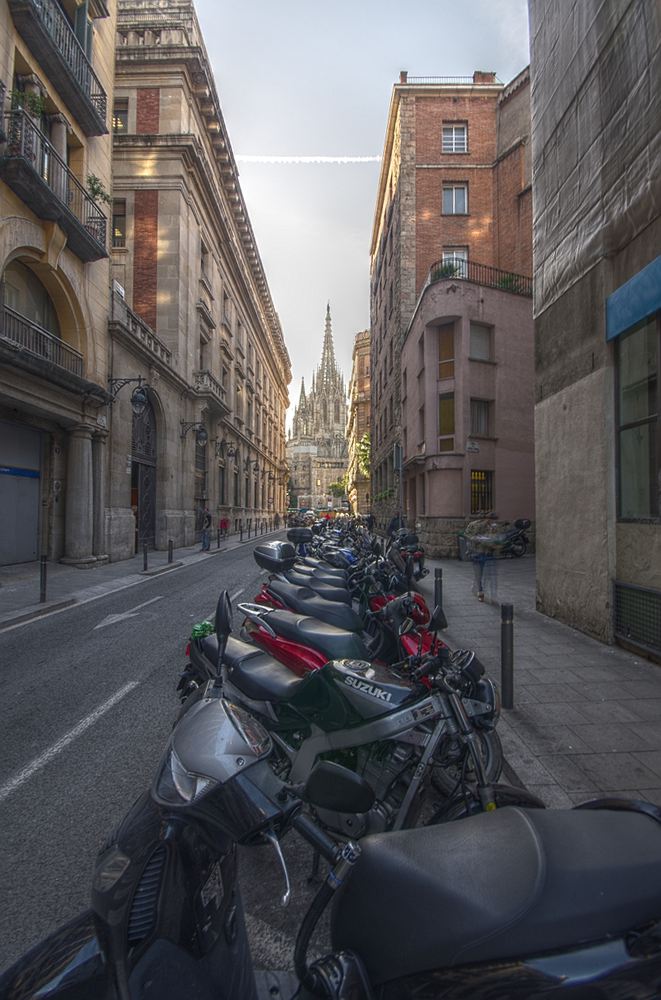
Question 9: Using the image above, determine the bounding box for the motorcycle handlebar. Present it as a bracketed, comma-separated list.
[292, 812, 340, 864]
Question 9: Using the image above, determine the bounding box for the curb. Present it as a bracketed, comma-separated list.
[0, 597, 77, 631]
[139, 561, 184, 576]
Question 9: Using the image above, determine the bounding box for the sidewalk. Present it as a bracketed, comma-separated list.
[418, 556, 661, 807]
[0, 525, 279, 630]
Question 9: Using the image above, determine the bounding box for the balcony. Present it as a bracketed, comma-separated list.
[193, 369, 230, 416]
[1, 303, 82, 375]
[109, 291, 172, 366]
[8, 0, 108, 135]
[427, 259, 532, 297]
[0, 110, 108, 261]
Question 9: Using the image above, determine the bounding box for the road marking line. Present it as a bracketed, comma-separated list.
[231, 589, 244, 601]
[0, 681, 139, 804]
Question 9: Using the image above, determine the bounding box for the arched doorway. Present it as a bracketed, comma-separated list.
[131, 394, 157, 551]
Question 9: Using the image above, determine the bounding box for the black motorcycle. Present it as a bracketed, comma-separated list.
[4, 597, 661, 999]
[500, 517, 531, 557]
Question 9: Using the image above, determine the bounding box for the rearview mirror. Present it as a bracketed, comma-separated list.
[303, 761, 375, 814]
[429, 604, 448, 631]
[215, 590, 232, 674]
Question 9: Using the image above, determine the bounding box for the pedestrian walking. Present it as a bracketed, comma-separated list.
[464, 512, 503, 601]
[366, 511, 375, 533]
[201, 508, 212, 551]
[219, 515, 229, 539]
[387, 511, 405, 537]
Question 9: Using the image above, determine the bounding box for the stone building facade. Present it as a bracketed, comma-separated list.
[287, 305, 348, 512]
[529, 0, 660, 654]
[0, 0, 116, 566]
[108, 0, 290, 559]
[346, 329, 371, 515]
[371, 69, 534, 553]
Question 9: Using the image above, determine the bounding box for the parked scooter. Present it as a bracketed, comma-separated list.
[500, 517, 531, 557]
[5, 599, 661, 999]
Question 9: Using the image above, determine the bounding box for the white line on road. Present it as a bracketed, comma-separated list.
[231, 589, 244, 601]
[94, 595, 164, 630]
[0, 681, 140, 804]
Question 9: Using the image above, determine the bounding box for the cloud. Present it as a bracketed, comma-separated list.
[236, 155, 381, 164]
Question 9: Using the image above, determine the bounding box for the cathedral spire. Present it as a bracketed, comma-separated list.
[318, 302, 338, 387]
[298, 377, 306, 405]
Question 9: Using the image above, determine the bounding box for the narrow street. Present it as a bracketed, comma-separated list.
[0, 542, 272, 971]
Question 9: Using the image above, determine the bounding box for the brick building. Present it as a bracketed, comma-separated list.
[370, 69, 534, 552]
[346, 329, 371, 515]
[0, 0, 115, 566]
[529, 0, 660, 653]
[108, 0, 290, 558]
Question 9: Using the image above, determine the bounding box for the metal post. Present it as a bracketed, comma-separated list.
[39, 556, 47, 603]
[239, 520, 243, 541]
[248, 518, 252, 539]
[501, 603, 514, 709]
[168, 539, 173, 563]
[217, 527, 220, 549]
[143, 544, 148, 572]
[434, 567, 443, 612]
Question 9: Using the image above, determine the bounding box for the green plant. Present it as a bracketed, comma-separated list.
[432, 263, 458, 281]
[9, 89, 46, 117]
[357, 431, 371, 477]
[87, 173, 112, 205]
[497, 272, 524, 293]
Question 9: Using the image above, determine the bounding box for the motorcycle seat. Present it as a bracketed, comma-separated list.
[267, 580, 363, 631]
[332, 805, 661, 984]
[267, 609, 369, 661]
[279, 571, 352, 603]
[202, 635, 306, 702]
[298, 557, 347, 578]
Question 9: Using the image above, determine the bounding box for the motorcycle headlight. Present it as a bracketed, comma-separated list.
[156, 747, 218, 805]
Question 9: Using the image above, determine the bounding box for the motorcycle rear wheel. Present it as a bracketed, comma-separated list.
[510, 538, 527, 557]
[432, 729, 503, 796]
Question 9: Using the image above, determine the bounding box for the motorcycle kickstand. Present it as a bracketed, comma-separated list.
[307, 848, 322, 885]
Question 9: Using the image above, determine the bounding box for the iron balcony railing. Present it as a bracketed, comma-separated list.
[2, 109, 107, 255]
[9, 0, 107, 125]
[0, 303, 83, 376]
[427, 258, 532, 297]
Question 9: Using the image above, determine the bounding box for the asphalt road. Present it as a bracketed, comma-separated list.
[0, 539, 305, 974]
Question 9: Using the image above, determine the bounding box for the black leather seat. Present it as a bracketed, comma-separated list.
[202, 635, 306, 702]
[267, 610, 369, 661]
[280, 571, 351, 603]
[332, 806, 661, 985]
[267, 580, 362, 631]
[298, 557, 347, 578]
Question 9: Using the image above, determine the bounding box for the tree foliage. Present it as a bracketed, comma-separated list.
[357, 432, 371, 477]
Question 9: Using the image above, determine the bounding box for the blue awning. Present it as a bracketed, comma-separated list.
[606, 256, 661, 341]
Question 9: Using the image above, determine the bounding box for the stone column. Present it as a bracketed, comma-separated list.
[61, 423, 96, 566]
[92, 429, 109, 562]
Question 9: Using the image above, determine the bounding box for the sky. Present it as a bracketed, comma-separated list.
[194, 0, 531, 424]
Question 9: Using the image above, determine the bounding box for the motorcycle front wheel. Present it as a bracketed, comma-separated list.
[431, 729, 503, 796]
[510, 538, 527, 557]
[428, 782, 546, 823]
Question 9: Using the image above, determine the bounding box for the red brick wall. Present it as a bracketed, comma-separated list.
[414, 94, 500, 293]
[136, 88, 160, 133]
[133, 190, 158, 330]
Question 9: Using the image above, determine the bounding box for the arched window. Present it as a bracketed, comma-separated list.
[1, 261, 61, 337]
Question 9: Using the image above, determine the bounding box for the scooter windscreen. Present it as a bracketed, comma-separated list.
[152, 696, 286, 842]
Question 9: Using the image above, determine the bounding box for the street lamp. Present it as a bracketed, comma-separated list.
[108, 376, 149, 416]
[180, 421, 208, 447]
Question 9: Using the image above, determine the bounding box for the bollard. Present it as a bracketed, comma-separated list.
[434, 567, 443, 614]
[168, 539, 173, 564]
[143, 544, 148, 572]
[39, 555, 47, 603]
[217, 528, 220, 549]
[500, 603, 514, 709]
[248, 518, 252, 539]
[239, 520, 243, 541]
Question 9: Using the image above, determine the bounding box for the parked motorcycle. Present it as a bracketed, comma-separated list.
[179, 592, 505, 825]
[500, 517, 531, 557]
[5, 606, 661, 999]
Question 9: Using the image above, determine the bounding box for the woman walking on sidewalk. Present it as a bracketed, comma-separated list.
[200, 508, 212, 551]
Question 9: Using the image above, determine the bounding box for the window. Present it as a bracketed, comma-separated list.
[112, 99, 128, 134]
[438, 325, 454, 379]
[442, 247, 468, 278]
[442, 184, 468, 215]
[470, 322, 492, 361]
[617, 316, 660, 519]
[471, 470, 494, 514]
[438, 393, 454, 452]
[442, 123, 467, 153]
[112, 199, 126, 248]
[471, 398, 492, 436]
[218, 464, 226, 505]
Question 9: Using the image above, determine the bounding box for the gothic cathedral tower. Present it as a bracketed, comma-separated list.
[287, 305, 349, 510]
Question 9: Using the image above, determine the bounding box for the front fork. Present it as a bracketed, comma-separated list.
[447, 690, 496, 810]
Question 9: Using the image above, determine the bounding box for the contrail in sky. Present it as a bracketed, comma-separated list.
[236, 154, 381, 164]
